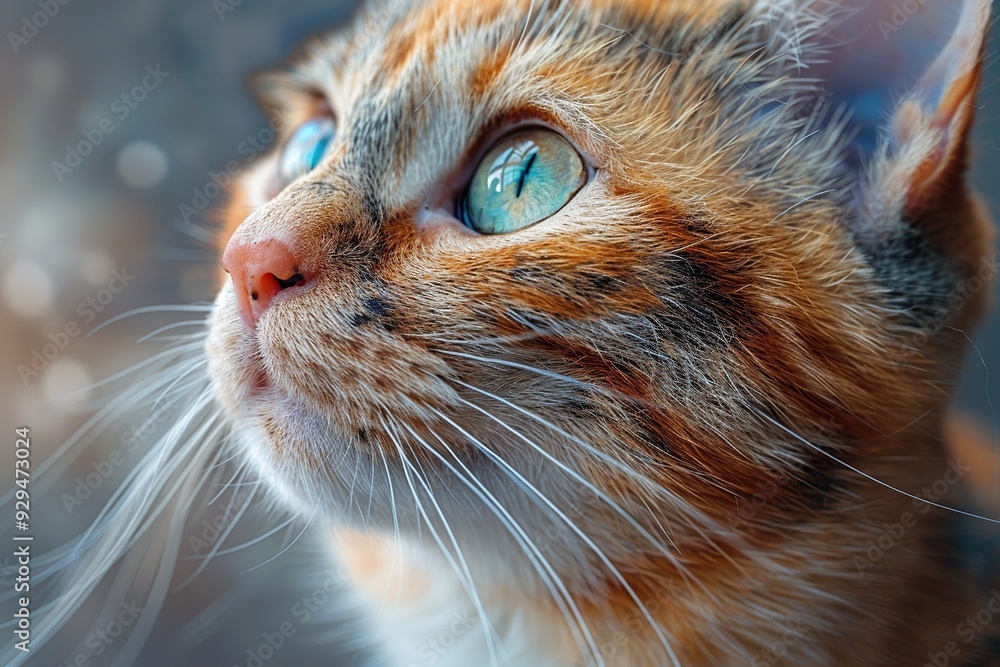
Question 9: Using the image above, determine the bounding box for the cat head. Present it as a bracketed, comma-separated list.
[206, 0, 993, 584]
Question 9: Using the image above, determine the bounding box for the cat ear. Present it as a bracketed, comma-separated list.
[881, 0, 991, 216]
[766, 0, 991, 235]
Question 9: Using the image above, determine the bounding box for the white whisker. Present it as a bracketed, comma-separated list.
[85, 304, 215, 339]
[406, 419, 606, 667]
[758, 410, 1000, 524]
[380, 417, 502, 667]
[240, 504, 318, 575]
[430, 405, 684, 667]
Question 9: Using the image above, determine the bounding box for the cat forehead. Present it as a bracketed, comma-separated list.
[265, 0, 745, 203]
[283, 0, 760, 123]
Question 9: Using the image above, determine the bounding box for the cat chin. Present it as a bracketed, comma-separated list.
[226, 408, 596, 584]
[207, 291, 603, 589]
[227, 408, 364, 518]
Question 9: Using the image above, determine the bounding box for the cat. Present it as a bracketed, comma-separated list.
[8, 0, 999, 665]
[205, 0, 1000, 664]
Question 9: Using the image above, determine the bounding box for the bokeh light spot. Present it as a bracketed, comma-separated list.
[82, 250, 115, 285]
[4, 259, 56, 318]
[42, 358, 92, 409]
[116, 141, 169, 189]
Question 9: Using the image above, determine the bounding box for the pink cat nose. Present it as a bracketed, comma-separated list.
[222, 237, 308, 328]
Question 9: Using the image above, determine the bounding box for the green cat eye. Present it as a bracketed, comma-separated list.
[458, 128, 587, 234]
[279, 117, 336, 184]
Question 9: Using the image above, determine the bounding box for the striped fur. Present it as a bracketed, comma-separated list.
[206, 0, 998, 665]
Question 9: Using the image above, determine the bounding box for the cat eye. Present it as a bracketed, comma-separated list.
[457, 128, 587, 234]
[279, 117, 336, 184]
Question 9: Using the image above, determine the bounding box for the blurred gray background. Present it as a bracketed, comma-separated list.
[0, 0, 998, 666]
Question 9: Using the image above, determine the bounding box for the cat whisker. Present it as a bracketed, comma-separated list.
[62, 340, 207, 398]
[755, 409, 1000, 525]
[85, 304, 215, 339]
[190, 514, 297, 560]
[240, 503, 318, 575]
[409, 418, 607, 667]
[208, 457, 252, 507]
[596, 23, 681, 58]
[435, 348, 652, 407]
[373, 445, 404, 617]
[447, 381, 758, 618]
[448, 375, 716, 540]
[137, 319, 209, 343]
[201, 445, 246, 475]
[345, 448, 361, 519]
[438, 346, 750, 501]
[381, 417, 503, 667]
[404, 330, 544, 346]
[449, 386, 682, 554]
[71, 396, 221, 561]
[428, 404, 685, 667]
[152, 358, 211, 413]
[948, 327, 999, 451]
[1, 358, 209, 520]
[1, 393, 224, 666]
[769, 187, 838, 224]
[175, 484, 258, 590]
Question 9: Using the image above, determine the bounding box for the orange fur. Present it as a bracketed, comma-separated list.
[206, 1, 999, 664]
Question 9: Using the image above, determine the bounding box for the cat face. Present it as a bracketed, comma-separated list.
[206, 0, 992, 583]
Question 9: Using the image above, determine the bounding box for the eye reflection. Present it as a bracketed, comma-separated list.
[459, 128, 587, 235]
[486, 140, 540, 196]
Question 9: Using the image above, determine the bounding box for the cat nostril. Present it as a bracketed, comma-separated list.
[272, 272, 305, 291]
[222, 238, 310, 329]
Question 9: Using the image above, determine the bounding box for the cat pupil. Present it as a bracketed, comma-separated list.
[305, 137, 331, 171]
[515, 153, 537, 198]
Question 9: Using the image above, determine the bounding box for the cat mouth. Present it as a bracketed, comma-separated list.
[241, 346, 272, 398]
[250, 368, 270, 395]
